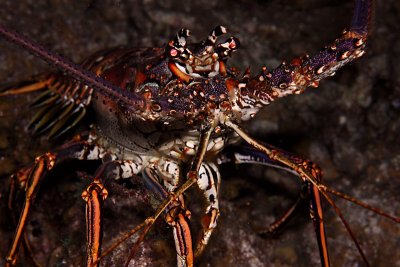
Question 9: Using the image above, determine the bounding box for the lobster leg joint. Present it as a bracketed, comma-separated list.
[82, 178, 108, 267]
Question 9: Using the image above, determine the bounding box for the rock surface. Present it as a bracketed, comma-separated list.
[1, 1, 399, 266]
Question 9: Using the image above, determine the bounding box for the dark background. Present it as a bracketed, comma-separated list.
[0, 0, 399, 266]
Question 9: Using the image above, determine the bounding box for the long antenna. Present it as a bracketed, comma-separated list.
[0, 24, 145, 110]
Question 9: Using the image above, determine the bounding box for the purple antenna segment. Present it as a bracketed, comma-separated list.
[0, 24, 145, 110]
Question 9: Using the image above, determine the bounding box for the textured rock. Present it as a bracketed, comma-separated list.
[1, 1, 399, 266]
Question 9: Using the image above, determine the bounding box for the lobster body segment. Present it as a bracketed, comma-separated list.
[67, 28, 243, 158]
[88, 26, 367, 160]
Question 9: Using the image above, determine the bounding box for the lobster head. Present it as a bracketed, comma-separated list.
[166, 26, 240, 79]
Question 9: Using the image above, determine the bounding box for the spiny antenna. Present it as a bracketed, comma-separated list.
[320, 189, 370, 267]
[0, 24, 145, 110]
[316, 182, 399, 267]
[90, 221, 147, 267]
[323, 185, 400, 223]
[350, 0, 374, 35]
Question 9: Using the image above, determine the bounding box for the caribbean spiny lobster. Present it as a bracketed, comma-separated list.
[1, 0, 399, 266]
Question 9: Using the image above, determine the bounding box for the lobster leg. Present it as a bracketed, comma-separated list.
[82, 178, 108, 267]
[85, 158, 193, 267]
[224, 119, 398, 266]
[171, 212, 193, 267]
[7, 166, 44, 267]
[195, 162, 221, 257]
[263, 193, 304, 235]
[101, 125, 214, 266]
[82, 159, 144, 267]
[143, 161, 194, 267]
[8, 167, 32, 221]
[221, 145, 320, 235]
[5, 134, 106, 267]
[150, 159, 222, 265]
[5, 153, 56, 266]
[0, 79, 49, 96]
[152, 124, 214, 266]
[224, 120, 330, 267]
[125, 123, 213, 239]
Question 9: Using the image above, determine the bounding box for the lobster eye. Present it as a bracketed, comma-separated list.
[170, 49, 178, 57]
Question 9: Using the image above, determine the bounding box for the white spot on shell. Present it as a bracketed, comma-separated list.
[316, 65, 326, 75]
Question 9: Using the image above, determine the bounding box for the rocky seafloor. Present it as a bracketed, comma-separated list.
[0, 1, 399, 266]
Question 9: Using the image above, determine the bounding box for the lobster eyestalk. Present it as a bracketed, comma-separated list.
[242, 0, 371, 108]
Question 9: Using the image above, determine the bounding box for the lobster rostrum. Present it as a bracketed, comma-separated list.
[1, 0, 399, 266]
